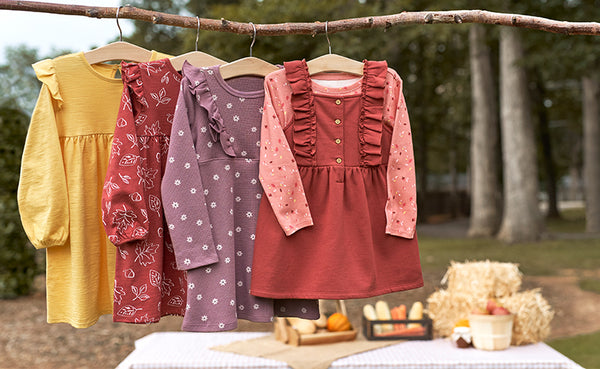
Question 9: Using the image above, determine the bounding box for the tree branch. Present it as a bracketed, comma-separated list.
[1, 1, 599, 36]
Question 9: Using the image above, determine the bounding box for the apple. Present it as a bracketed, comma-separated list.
[486, 299, 499, 314]
[491, 306, 511, 315]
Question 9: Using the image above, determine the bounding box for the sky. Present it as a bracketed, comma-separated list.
[0, 1, 135, 63]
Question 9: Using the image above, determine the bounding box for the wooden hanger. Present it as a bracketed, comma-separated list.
[170, 16, 226, 70]
[84, 6, 152, 64]
[219, 22, 278, 79]
[306, 22, 364, 76]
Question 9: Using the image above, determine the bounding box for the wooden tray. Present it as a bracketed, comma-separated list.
[275, 317, 357, 346]
[362, 315, 433, 341]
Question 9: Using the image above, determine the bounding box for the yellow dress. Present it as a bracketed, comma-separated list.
[18, 50, 170, 328]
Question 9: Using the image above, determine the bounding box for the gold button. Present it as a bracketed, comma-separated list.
[334, 119, 341, 125]
[335, 138, 341, 144]
[336, 158, 342, 164]
[335, 99, 342, 105]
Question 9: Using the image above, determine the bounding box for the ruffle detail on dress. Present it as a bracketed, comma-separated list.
[32, 59, 63, 109]
[359, 60, 387, 166]
[121, 61, 146, 108]
[185, 64, 236, 157]
[284, 60, 316, 163]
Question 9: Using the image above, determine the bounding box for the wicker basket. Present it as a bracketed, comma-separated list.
[468, 314, 514, 350]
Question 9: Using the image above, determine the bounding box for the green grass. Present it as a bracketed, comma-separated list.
[545, 208, 587, 234]
[548, 331, 600, 369]
[579, 278, 600, 294]
[418, 236, 600, 276]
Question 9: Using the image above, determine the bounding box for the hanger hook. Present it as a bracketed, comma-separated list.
[116, 5, 124, 42]
[249, 22, 256, 57]
[325, 21, 332, 54]
[195, 16, 200, 52]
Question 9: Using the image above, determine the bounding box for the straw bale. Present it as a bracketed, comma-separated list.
[426, 289, 487, 338]
[499, 289, 554, 345]
[442, 260, 522, 298]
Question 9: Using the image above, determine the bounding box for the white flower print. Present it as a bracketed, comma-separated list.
[246, 266, 252, 273]
[237, 251, 243, 257]
[235, 172, 241, 178]
[210, 202, 217, 208]
[205, 267, 212, 273]
[184, 162, 191, 169]
[181, 214, 187, 221]
[212, 298, 218, 305]
[204, 189, 209, 195]
[246, 211, 253, 218]
[301, 307, 308, 313]
[186, 236, 193, 243]
[184, 258, 191, 265]
[250, 234, 256, 240]
[201, 315, 208, 322]
[207, 141, 213, 148]
[212, 94, 218, 101]
[254, 304, 260, 310]
[229, 137, 235, 143]
[174, 179, 181, 186]
[229, 209, 234, 215]
[228, 230, 233, 237]
[196, 294, 202, 301]
[188, 282, 195, 289]
[216, 244, 223, 251]
[169, 156, 175, 163]
[230, 300, 235, 306]
[200, 126, 207, 133]
[280, 306, 287, 312]
[186, 304, 190, 311]
[226, 103, 232, 109]
[202, 245, 209, 251]
[239, 305, 245, 310]
[251, 127, 257, 132]
[235, 227, 242, 233]
[213, 174, 220, 180]
[241, 151, 247, 156]
[235, 196, 241, 202]
[207, 69, 214, 75]
[251, 178, 257, 184]
[196, 219, 203, 226]
[239, 97, 245, 102]
[178, 130, 184, 136]
[233, 115, 240, 122]
[219, 279, 226, 286]
[256, 141, 261, 147]
[237, 281, 243, 287]
[168, 223, 175, 230]
[225, 257, 231, 264]
[224, 165, 231, 170]
[259, 106, 264, 114]
[190, 188, 197, 194]
[134, 240, 159, 267]
[218, 323, 225, 329]
[256, 193, 262, 199]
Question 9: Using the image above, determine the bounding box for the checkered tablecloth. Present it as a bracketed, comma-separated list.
[116, 332, 584, 369]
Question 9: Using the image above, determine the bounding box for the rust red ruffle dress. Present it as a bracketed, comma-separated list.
[251, 60, 423, 299]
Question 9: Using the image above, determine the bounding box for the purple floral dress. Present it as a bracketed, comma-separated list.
[162, 62, 318, 332]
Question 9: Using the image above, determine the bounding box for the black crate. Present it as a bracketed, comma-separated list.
[362, 315, 433, 340]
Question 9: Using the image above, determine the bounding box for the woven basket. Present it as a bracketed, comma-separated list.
[469, 314, 514, 350]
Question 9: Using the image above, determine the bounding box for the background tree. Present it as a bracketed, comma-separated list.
[497, 26, 542, 242]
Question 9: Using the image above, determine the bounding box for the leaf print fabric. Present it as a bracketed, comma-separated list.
[162, 62, 319, 332]
[101, 59, 186, 324]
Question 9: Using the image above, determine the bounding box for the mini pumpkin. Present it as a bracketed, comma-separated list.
[326, 312, 352, 332]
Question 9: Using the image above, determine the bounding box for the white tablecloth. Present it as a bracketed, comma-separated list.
[116, 332, 584, 369]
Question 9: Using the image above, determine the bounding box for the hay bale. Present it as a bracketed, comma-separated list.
[442, 260, 522, 298]
[426, 290, 487, 338]
[499, 289, 554, 345]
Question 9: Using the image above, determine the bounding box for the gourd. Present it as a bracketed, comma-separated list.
[375, 300, 394, 332]
[287, 317, 317, 334]
[407, 301, 424, 328]
[326, 312, 352, 332]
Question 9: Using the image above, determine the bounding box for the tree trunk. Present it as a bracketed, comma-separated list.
[467, 24, 501, 237]
[582, 73, 600, 233]
[497, 27, 542, 243]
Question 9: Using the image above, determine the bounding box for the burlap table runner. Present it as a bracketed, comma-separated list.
[211, 334, 403, 369]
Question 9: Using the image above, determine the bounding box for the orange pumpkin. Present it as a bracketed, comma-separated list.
[326, 313, 352, 332]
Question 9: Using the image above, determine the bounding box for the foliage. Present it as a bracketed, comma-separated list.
[0, 45, 42, 114]
[548, 330, 600, 369]
[0, 106, 37, 299]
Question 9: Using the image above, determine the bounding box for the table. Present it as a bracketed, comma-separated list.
[116, 332, 584, 369]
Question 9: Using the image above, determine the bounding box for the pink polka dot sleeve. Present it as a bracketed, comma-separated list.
[259, 76, 314, 236]
[162, 84, 219, 270]
[385, 72, 417, 239]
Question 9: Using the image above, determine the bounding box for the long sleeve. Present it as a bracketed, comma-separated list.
[18, 61, 69, 249]
[385, 75, 417, 238]
[162, 83, 218, 270]
[101, 85, 150, 245]
[258, 81, 313, 236]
